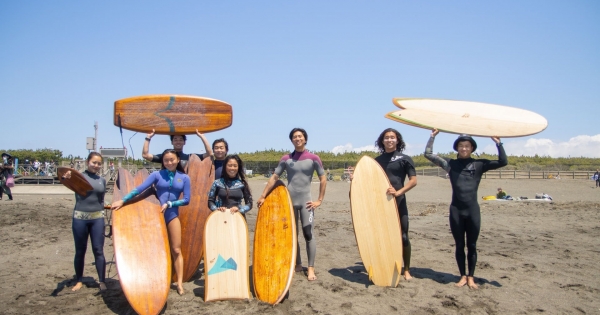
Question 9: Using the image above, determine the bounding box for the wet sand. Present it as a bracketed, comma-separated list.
[1, 176, 599, 314]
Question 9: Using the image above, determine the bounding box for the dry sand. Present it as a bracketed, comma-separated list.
[1, 176, 600, 314]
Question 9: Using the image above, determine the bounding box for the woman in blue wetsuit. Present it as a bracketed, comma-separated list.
[425, 129, 507, 289]
[208, 154, 253, 217]
[63, 152, 108, 292]
[111, 149, 191, 295]
[374, 128, 418, 280]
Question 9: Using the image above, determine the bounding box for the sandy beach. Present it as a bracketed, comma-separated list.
[1, 176, 599, 314]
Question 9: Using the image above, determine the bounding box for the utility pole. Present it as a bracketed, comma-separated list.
[94, 121, 98, 151]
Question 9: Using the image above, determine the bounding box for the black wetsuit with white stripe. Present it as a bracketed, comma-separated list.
[424, 137, 507, 277]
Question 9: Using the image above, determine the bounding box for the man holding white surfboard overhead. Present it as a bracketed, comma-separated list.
[374, 128, 418, 280]
[425, 128, 507, 289]
[142, 128, 213, 170]
[257, 127, 327, 281]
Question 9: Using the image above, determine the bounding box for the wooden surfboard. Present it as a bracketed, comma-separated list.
[173, 154, 214, 282]
[385, 98, 548, 137]
[204, 211, 250, 302]
[252, 180, 296, 305]
[57, 167, 93, 197]
[350, 156, 403, 287]
[112, 168, 171, 315]
[113, 95, 232, 135]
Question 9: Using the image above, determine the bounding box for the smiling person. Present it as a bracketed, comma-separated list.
[208, 155, 252, 218]
[63, 152, 108, 292]
[257, 127, 326, 281]
[211, 138, 229, 179]
[111, 149, 191, 295]
[142, 129, 213, 170]
[374, 128, 417, 280]
[424, 129, 507, 289]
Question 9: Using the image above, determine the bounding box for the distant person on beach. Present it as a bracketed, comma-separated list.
[496, 187, 507, 199]
[425, 129, 507, 289]
[212, 138, 229, 179]
[208, 155, 253, 219]
[595, 169, 600, 188]
[62, 152, 107, 292]
[142, 129, 213, 170]
[374, 128, 418, 280]
[111, 149, 191, 295]
[0, 153, 14, 201]
[257, 127, 327, 281]
[33, 159, 40, 173]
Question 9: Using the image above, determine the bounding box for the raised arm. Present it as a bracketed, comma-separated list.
[483, 137, 508, 171]
[141, 129, 156, 161]
[424, 129, 451, 172]
[196, 130, 214, 160]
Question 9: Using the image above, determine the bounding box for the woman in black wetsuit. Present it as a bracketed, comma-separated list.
[208, 155, 253, 218]
[374, 128, 417, 280]
[425, 129, 507, 289]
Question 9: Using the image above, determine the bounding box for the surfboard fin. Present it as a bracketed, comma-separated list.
[367, 265, 373, 282]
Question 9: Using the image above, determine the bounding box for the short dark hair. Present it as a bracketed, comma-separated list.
[87, 152, 103, 162]
[289, 128, 308, 143]
[160, 149, 185, 173]
[170, 135, 187, 142]
[212, 138, 229, 151]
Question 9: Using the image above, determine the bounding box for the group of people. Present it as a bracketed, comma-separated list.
[67, 125, 506, 297]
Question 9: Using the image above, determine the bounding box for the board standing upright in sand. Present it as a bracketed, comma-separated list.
[257, 128, 326, 281]
[373, 128, 417, 280]
[424, 128, 507, 289]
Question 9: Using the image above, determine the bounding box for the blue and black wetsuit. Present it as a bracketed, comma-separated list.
[122, 169, 190, 223]
[72, 170, 107, 284]
[375, 150, 416, 272]
[208, 178, 253, 217]
[424, 137, 507, 277]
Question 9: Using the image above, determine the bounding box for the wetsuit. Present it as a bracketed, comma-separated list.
[72, 171, 107, 284]
[424, 137, 507, 277]
[208, 178, 253, 216]
[122, 169, 190, 223]
[151, 152, 203, 171]
[214, 159, 225, 179]
[375, 150, 416, 272]
[595, 171, 600, 187]
[275, 150, 325, 267]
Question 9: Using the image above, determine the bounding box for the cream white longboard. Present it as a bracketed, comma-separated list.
[350, 156, 404, 287]
[385, 98, 548, 137]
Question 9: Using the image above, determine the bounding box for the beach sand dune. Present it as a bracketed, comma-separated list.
[1, 177, 599, 314]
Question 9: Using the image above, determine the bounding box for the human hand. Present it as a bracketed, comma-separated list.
[230, 206, 239, 213]
[491, 136, 501, 144]
[111, 200, 124, 211]
[161, 203, 168, 213]
[62, 170, 72, 179]
[386, 187, 397, 196]
[431, 128, 439, 137]
[146, 129, 156, 139]
[306, 200, 322, 210]
[196, 129, 205, 138]
[257, 197, 265, 208]
[217, 207, 227, 212]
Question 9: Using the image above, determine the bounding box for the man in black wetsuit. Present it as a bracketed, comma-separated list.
[425, 129, 507, 289]
[142, 129, 213, 170]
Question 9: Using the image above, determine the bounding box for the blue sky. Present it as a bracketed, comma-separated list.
[2, 1, 599, 159]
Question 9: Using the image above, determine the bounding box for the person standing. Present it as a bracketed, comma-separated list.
[424, 128, 507, 289]
[208, 155, 253, 219]
[257, 128, 326, 281]
[62, 152, 107, 291]
[594, 169, 600, 188]
[212, 138, 229, 179]
[142, 129, 213, 170]
[0, 153, 14, 201]
[373, 128, 417, 280]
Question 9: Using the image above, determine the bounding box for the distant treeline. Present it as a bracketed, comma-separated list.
[2, 148, 599, 171]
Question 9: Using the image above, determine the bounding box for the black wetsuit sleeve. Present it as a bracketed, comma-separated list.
[243, 187, 253, 212]
[151, 153, 162, 163]
[424, 136, 451, 172]
[482, 143, 508, 172]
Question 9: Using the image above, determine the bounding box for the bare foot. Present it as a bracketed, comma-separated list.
[403, 270, 413, 281]
[307, 266, 317, 281]
[467, 276, 478, 289]
[71, 282, 83, 291]
[98, 282, 107, 291]
[295, 264, 303, 272]
[177, 285, 185, 295]
[455, 276, 468, 287]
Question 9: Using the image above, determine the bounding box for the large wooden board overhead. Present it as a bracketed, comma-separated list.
[252, 180, 296, 305]
[57, 167, 93, 197]
[385, 98, 548, 137]
[204, 211, 250, 302]
[114, 95, 233, 135]
[173, 154, 214, 282]
[350, 156, 403, 287]
[112, 168, 171, 315]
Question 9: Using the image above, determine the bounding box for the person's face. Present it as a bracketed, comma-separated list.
[163, 152, 180, 172]
[383, 131, 398, 152]
[87, 156, 102, 173]
[457, 141, 473, 158]
[291, 131, 306, 149]
[171, 136, 186, 151]
[225, 159, 239, 178]
[213, 142, 227, 160]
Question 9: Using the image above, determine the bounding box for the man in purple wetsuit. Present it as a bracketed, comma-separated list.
[257, 128, 327, 281]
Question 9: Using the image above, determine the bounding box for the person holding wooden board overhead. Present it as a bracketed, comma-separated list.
[62, 152, 108, 292]
[211, 138, 229, 179]
[424, 128, 507, 289]
[142, 129, 213, 170]
[373, 128, 418, 280]
[257, 127, 327, 281]
[111, 149, 191, 295]
[208, 154, 253, 218]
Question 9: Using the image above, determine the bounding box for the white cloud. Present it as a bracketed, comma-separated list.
[480, 134, 600, 158]
[331, 143, 377, 154]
